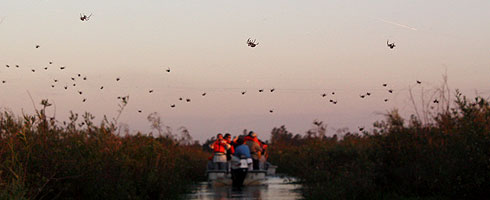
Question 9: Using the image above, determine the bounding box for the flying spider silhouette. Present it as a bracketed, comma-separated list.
[247, 38, 259, 48]
[80, 13, 92, 21]
[387, 40, 395, 49]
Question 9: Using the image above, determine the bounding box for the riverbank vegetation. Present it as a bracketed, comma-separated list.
[269, 91, 489, 199]
[0, 100, 208, 199]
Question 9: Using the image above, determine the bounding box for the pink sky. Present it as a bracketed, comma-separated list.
[1, 0, 489, 141]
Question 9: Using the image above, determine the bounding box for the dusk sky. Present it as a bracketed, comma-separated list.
[1, 0, 489, 142]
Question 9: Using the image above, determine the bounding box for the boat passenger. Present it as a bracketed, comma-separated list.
[224, 133, 235, 172]
[231, 137, 251, 187]
[211, 133, 230, 171]
[245, 131, 262, 170]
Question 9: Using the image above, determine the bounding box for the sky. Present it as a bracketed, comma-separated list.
[1, 0, 489, 142]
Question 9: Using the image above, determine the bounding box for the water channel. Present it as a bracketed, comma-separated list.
[184, 176, 303, 200]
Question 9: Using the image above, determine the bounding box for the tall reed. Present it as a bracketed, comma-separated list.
[0, 100, 208, 199]
[269, 92, 490, 199]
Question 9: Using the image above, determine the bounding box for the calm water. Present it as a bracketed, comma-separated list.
[184, 176, 303, 200]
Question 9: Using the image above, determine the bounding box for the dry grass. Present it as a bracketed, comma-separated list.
[0, 100, 209, 199]
[269, 92, 490, 200]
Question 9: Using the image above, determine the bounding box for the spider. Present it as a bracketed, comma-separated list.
[387, 40, 396, 49]
[80, 13, 92, 21]
[247, 38, 259, 48]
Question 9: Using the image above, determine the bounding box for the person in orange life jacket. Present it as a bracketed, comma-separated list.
[211, 133, 230, 171]
[245, 131, 262, 170]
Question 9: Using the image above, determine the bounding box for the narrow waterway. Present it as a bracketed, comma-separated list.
[184, 176, 303, 200]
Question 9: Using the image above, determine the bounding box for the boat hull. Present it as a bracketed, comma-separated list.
[207, 170, 267, 186]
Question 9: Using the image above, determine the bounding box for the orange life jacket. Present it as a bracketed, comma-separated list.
[212, 140, 227, 153]
[244, 136, 262, 146]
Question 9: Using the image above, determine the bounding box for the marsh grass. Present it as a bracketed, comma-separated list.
[0, 99, 208, 199]
[269, 91, 490, 199]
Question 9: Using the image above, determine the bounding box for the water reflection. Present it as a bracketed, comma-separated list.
[185, 176, 302, 200]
